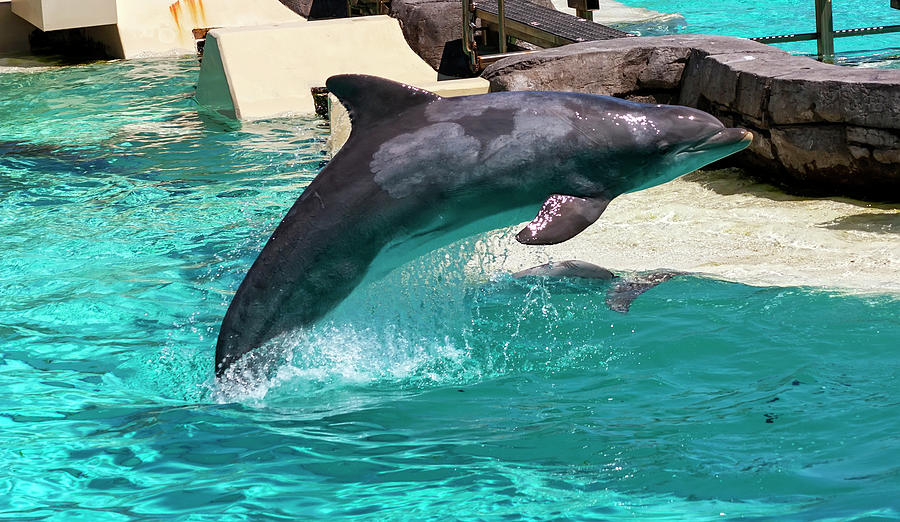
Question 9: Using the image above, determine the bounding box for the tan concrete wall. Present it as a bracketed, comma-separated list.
[11, 0, 117, 31]
[112, 0, 302, 59]
[196, 16, 490, 119]
[9, 0, 41, 29]
[0, 0, 35, 54]
[3, 0, 301, 59]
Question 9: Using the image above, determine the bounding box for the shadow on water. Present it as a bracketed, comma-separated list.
[0, 140, 123, 192]
[682, 168, 805, 202]
[817, 212, 900, 234]
[683, 168, 900, 209]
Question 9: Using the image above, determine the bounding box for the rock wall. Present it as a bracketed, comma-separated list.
[389, 0, 465, 75]
[482, 35, 900, 201]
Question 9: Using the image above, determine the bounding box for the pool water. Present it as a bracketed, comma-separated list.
[620, 0, 900, 67]
[2, 58, 899, 519]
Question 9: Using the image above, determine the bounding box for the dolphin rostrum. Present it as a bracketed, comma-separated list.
[214, 74, 752, 377]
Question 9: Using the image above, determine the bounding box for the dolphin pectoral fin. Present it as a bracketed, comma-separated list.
[605, 271, 680, 313]
[326, 74, 442, 134]
[516, 194, 611, 245]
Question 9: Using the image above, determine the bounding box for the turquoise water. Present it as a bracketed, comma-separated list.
[623, 0, 900, 67]
[2, 58, 899, 519]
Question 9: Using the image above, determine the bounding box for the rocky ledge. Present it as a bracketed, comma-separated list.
[482, 35, 900, 201]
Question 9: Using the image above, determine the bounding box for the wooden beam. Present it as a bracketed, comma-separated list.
[815, 0, 835, 62]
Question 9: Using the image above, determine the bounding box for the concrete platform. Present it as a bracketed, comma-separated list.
[196, 15, 490, 120]
[0, 0, 34, 54]
[1, 0, 302, 59]
[111, 0, 301, 58]
[11, 0, 116, 32]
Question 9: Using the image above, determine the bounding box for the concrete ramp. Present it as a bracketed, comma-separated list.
[196, 15, 490, 120]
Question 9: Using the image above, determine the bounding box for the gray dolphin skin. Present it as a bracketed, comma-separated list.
[513, 260, 681, 313]
[214, 74, 752, 377]
[513, 260, 617, 280]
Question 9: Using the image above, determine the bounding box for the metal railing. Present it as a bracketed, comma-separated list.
[751, 0, 900, 62]
[463, 0, 900, 67]
[460, 0, 481, 70]
[462, 0, 518, 71]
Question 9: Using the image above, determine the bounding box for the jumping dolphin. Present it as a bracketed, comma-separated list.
[512, 260, 681, 313]
[214, 74, 752, 377]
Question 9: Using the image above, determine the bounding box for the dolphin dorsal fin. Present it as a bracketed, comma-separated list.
[326, 74, 442, 132]
[516, 194, 611, 245]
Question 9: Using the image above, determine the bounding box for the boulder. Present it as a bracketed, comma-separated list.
[278, 0, 348, 19]
[389, 0, 469, 76]
[483, 39, 690, 104]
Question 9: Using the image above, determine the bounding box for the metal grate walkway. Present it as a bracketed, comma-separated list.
[474, 0, 632, 46]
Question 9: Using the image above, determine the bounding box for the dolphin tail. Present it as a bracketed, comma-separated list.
[605, 271, 681, 313]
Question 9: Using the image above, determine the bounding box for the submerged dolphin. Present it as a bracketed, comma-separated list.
[512, 260, 681, 313]
[214, 74, 752, 377]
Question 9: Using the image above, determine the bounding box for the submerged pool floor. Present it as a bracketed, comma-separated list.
[1, 58, 899, 519]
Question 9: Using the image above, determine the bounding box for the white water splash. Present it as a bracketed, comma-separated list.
[209, 325, 475, 404]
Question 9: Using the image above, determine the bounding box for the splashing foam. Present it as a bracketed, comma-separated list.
[208, 246, 623, 403]
[210, 325, 476, 404]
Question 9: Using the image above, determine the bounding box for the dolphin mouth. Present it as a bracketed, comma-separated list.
[683, 128, 753, 154]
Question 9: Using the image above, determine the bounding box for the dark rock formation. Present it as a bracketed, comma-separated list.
[482, 35, 900, 201]
[389, 0, 469, 76]
[278, 0, 347, 19]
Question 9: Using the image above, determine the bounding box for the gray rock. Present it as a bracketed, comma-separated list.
[390, 0, 465, 74]
[278, 0, 347, 19]
[482, 35, 900, 200]
[484, 40, 690, 104]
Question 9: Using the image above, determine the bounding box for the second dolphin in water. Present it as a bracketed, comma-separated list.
[512, 260, 681, 313]
[215, 74, 752, 377]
